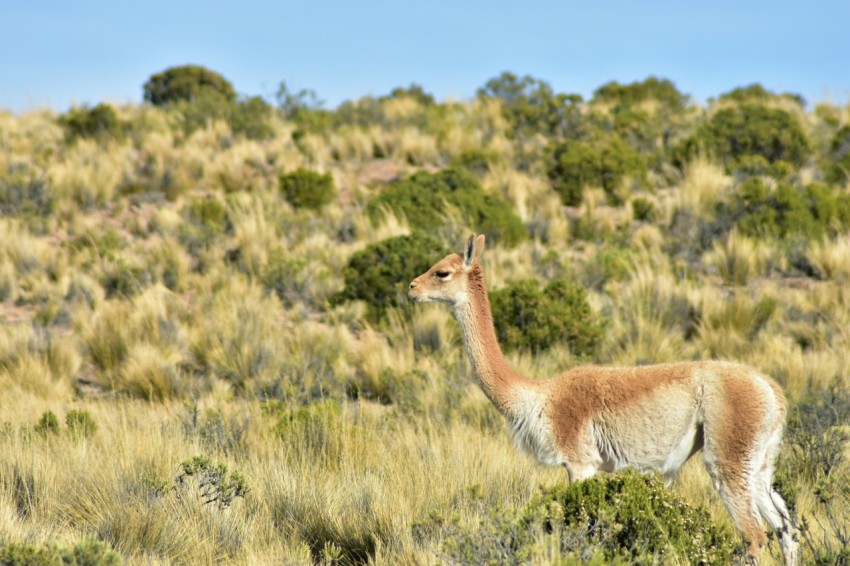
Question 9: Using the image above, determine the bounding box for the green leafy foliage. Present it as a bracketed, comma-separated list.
[592, 76, 688, 113]
[229, 96, 275, 140]
[631, 197, 655, 221]
[332, 234, 450, 321]
[143, 65, 236, 107]
[718, 177, 850, 241]
[686, 104, 810, 170]
[718, 83, 805, 107]
[824, 125, 850, 185]
[35, 411, 60, 436]
[60, 103, 125, 143]
[524, 471, 743, 564]
[478, 71, 585, 138]
[65, 409, 97, 439]
[433, 471, 742, 565]
[279, 168, 336, 211]
[545, 137, 648, 206]
[490, 279, 604, 356]
[176, 455, 249, 508]
[0, 539, 121, 566]
[367, 168, 526, 247]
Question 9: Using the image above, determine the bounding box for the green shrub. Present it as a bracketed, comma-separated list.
[175, 455, 249, 508]
[477, 71, 585, 139]
[332, 234, 450, 321]
[279, 168, 336, 211]
[366, 168, 526, 247]
[720, 177, 850, 241]
[490, 279, 604, 356]
[65, 409, 97, 439]
[686, 104, 810, 170]
[60, 103, 125, 143]
[230, 95, 275, 140]
[523, 471, 742, 563]
[433, 471, 742, 565]
[143, 65, 236, 107]
[546, 137, 647, 206]
[631, 197, 655, 221]
[593, 76, 688, 113]
[718, 83, 805, 106]
[35, 411, 60, 436]
[824, 125, 850, 185]
[0, 539, 121, 566]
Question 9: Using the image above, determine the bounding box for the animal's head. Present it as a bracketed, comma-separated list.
[408, 234, 485, 308]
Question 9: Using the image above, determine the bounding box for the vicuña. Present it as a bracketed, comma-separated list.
[409, 234, 798, 565]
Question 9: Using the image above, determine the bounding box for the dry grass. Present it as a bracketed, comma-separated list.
[0, 99, 847, 565]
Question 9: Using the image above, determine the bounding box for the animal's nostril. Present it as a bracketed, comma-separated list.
[409, 281, 417, 290]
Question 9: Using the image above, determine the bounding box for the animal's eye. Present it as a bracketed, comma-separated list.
[435, 271, 450, 279]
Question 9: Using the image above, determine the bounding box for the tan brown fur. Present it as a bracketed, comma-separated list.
[409, 234, 799, 565]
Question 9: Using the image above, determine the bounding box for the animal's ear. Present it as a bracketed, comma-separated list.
[463, 233, 486, 272]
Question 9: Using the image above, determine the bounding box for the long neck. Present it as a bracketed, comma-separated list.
[453, 266, 531, 419]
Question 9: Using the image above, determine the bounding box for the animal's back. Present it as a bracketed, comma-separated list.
[544, 361, 785, 476]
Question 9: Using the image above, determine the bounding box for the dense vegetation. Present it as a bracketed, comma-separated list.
[0, 66, 848, 564]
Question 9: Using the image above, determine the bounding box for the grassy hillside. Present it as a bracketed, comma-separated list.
[1, 72, 849, 564]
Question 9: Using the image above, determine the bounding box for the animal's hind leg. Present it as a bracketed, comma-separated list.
[754, 428, 798, 565]
[703, 452, 767, 563]
[718, 479, 768, 563]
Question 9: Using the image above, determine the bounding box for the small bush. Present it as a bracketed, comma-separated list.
[35, 411, 60, 436]
[366, 168, 527, 247]
[718, 177, 850, 241]
[685, 104, 810, 170]
[592, 76, 689, 113]
[434, 471, 742, 565]
[332, 234, 450, 321]
[490, 279, 605, 356]
[631, 197, 655, 221]
[523, 471, 743, 563]
[545, 137, 647, 206]
[0, 539, 121, 566]
[279, 168, 336, 211]
[718, 83, 805, 106]
[230, 95, 275, 140]
[60, 103, 125, 143]
[824, 125, 850, 185]
[65, 409, 97, 439]
[477, 71, 585, 138]
[143, 65, 236, 107]
[175, 455, 249, 508]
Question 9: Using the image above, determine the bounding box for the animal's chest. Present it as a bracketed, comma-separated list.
[509, 399, 562, 467]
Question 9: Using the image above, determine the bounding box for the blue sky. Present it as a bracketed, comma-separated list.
[2, 0, 849, 113]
